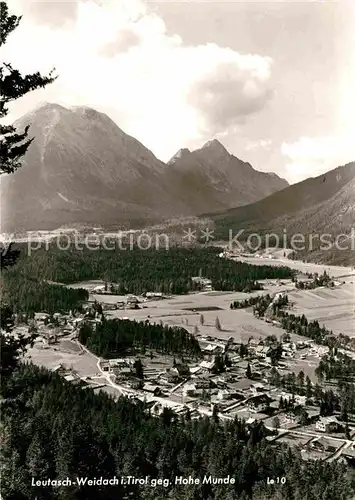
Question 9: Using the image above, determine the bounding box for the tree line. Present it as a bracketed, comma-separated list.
[9, 245, 294, 294]
[269, 367, 342, 415]
[295, 271, 334, 290]
[230, 293, 289, 318]
[238, 291, 351, 351]
[277, 310, 349, 350]
[316, 352, 355, 384]
[79, 318, 202, 359]
[230, 294, 269, 310]
[1, 273, 88, 314]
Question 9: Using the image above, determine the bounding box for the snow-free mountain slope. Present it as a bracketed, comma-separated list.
[1, 103, 289, 232]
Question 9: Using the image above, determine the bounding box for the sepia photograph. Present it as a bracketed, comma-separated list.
[0, 0, 354, 499]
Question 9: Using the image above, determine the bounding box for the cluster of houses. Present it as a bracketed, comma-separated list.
[275, 435, 355, 463]
[29, 312, 85, 345]
[93, 293, 166, 311]
[52, 363, 83, 385]
[22, 297, 352, 464]
[51, 345, 349, 447]
[254, 253, 275, 260]
[294, 435, 355, 463]
[101, 295, 140, 311]
[98, 343, 300, 424]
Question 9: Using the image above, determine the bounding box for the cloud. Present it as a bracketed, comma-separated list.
[245, 139, 272, 151]
[3, 0, 274, 161]
[10, 0, 80, 28]
[100, 29, 141, 56]
[187, 51, 273, 135]
[281, 136, 355, 184]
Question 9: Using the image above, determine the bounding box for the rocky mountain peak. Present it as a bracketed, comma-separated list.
[2, 103, 290, 232]
[167, 148, 191, 165]
[200, 139, 229, 155]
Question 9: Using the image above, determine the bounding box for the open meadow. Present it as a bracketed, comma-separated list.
[25, 339, 99, 378]
[93, 287, 306, 344]
[288, 282, 354, 337]
[236, 254, 354, 280]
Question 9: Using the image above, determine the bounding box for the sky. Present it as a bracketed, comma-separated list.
[2, 0, 354, 184]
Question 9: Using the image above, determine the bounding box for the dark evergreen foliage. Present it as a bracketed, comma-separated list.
[295, 271, 334, 290]
[1, 363, 354, 500]
[230, 294, 288, 319]
[2, 275, 88, 314]
[0, 242, 21, 269]
[6, 245, 294, 294]
[316, 352, 355, 384]
[0, 303, 36, 379]
[79, 318, 201, 358]
[277, 310, 348, 349]
[230, 294, 272, 311]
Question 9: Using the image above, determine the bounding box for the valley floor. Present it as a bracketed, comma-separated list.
[19, 256, 355, 468]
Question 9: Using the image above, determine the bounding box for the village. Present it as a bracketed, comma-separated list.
[18, 259, 355, 467]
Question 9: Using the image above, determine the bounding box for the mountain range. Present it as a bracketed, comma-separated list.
[211, 161, 355, 234]
[210, 161, 355, 264]
[166, 140, 288, 214]
[0, 103, 287, 232]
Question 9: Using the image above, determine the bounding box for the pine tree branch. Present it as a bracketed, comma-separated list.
[0, 2, 21, 47]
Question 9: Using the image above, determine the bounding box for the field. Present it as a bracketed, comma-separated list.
[288, 283, 354, 336]
[280, 353, 320, 381]
[26, 339, 99, 378]
[228, 255, 354, 337]
[92, 285, 305, 344]
[28, 257, 353, 388]
[69, 255, 354, 340]
[236, 254, 354, 279]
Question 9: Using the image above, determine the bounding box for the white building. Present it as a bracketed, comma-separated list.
[199, 360, 215, 371]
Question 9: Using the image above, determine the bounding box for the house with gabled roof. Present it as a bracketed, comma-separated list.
[143, 383, 162, 396]
[247, 394, 272, 413]
[199, 359, 215, 371]
[316, 415, 343, 433]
